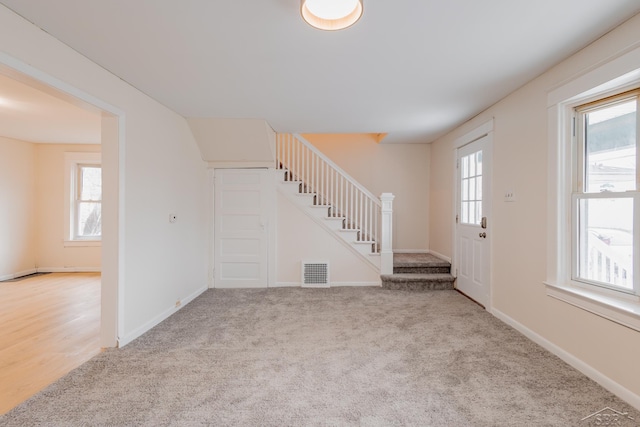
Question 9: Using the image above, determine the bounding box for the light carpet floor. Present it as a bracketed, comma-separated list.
[1, 288, 637, 426]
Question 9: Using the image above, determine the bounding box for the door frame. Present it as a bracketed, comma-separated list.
[0, 52, 124, 348]
[210, 167, 277, 288]
[452, 119, 493, 311]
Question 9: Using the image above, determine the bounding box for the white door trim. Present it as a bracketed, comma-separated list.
[452, 119, 493, 310]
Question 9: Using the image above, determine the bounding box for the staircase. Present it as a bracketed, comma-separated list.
[277, 170, 382, 269]
[381, 253, 455, 290]
[276, 134, 395, 273]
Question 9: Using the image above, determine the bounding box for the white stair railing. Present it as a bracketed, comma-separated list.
[277, 133, 394, 273]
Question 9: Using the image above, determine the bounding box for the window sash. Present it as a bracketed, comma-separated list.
[575, 89, 639, 194]
[572, 89, 639, 296]
[76, 164, 102, 202]
[571, 192, 638, 295]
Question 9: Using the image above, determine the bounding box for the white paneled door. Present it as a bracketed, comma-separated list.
[214, 169, 271, 288]
[456, 135, 491, 308]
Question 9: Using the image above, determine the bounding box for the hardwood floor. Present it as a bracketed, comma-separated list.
[0, 272, 101, 415]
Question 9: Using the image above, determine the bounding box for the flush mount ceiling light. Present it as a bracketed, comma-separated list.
[301, 0, 363, 31]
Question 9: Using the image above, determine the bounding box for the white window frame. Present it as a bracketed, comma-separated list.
[546, 45, 640, 332]
[572, 91, 639, 295]
[64, 152, 102, 247]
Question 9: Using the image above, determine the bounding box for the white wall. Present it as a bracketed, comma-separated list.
[302, 134, 430, 251]
[429, 13, 640, 403]
[0, 5, 208, 345]
[188, 118, 276, 167]
[276, 192, 380, 286]
[35, 144, 101, 271]
[0, 136, 36, 279]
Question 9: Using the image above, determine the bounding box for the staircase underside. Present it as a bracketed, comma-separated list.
[381, 253, 455, 290]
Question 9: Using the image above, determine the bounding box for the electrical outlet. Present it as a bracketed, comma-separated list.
[504, 190, 516, 202]
[169, 214, 177, 223]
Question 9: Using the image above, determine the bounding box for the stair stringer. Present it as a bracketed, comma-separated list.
[277, 182, 381, 273]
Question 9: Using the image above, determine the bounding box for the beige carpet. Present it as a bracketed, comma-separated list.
[1, 288, 637, 426]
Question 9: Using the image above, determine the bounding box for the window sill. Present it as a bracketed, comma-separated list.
[64, 240, 101, 248]
[545, 281, 640, 332]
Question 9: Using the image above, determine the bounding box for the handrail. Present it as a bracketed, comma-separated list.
[276, 134, 394, 274]
[292, 134, 382, 207]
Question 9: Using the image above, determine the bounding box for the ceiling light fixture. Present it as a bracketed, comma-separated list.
[301, 0, 363, 31]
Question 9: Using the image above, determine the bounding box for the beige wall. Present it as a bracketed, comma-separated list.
[188, 118, 276, 167]
[429, 14, 640, 401]
[302, 134, 430, 251]
[0, 137, 37, 279]
[0, 139, 101, 278]
[277, 192, 380, 286]
[35, 144, 101, 270]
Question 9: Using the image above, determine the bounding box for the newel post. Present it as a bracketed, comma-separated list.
[380, 193, 395, 275]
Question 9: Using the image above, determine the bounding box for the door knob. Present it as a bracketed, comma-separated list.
[479, 232, 486, 238]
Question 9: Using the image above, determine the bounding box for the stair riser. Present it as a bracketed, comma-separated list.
[393, 266, 450, 274]
[381, 280, 455, 291]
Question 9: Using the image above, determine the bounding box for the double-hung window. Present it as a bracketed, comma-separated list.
[546, 46, 640, 332]
[64, 152, 101, 245]
[573, 89, 639, 296]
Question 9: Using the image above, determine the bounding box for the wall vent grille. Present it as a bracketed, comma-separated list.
[302, 261, 330, 288]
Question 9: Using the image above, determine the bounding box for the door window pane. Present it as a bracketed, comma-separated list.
[460, 150, 483, 225]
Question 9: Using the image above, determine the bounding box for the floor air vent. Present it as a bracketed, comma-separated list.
[302, 261, 330, 288]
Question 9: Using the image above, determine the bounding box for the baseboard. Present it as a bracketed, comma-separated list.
[36, 267, 101, 273]
[0, 268, 37, 282]
[273, 282, 301, 288]
[393, 249, 429, 254]
[118, 285, 208, 347]
[428, 250, 452, 263]
[332, 281, 381, 287]
[492, 308, 640, 411]
[273, 281, 381, 288]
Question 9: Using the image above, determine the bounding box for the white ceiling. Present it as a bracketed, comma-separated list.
[0, 73, 101, 144]
[1, 1, 639, 144]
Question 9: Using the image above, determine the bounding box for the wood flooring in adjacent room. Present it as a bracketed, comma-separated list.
[0, 272, 101, 414]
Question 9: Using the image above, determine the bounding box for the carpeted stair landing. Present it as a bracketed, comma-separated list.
[381, 253, 455, 290]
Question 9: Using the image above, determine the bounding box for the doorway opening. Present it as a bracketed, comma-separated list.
[0, 59, 122, 413]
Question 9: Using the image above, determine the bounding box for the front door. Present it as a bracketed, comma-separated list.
[214, 169, 270, 288]
[456, 135, 491, 307]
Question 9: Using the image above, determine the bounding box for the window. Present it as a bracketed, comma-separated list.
[64, 152, 101, 245]
[573, 90, 638, 295]
[460, 150, 483, 225]
[546, 45, 640, 332]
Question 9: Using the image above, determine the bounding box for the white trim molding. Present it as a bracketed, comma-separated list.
[454, 118, 494, 148]
[37, 267, 101, 273]
[0, 269, 37, 282]
[493, 308, 640, 411]
[273, 281, 381, 288]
